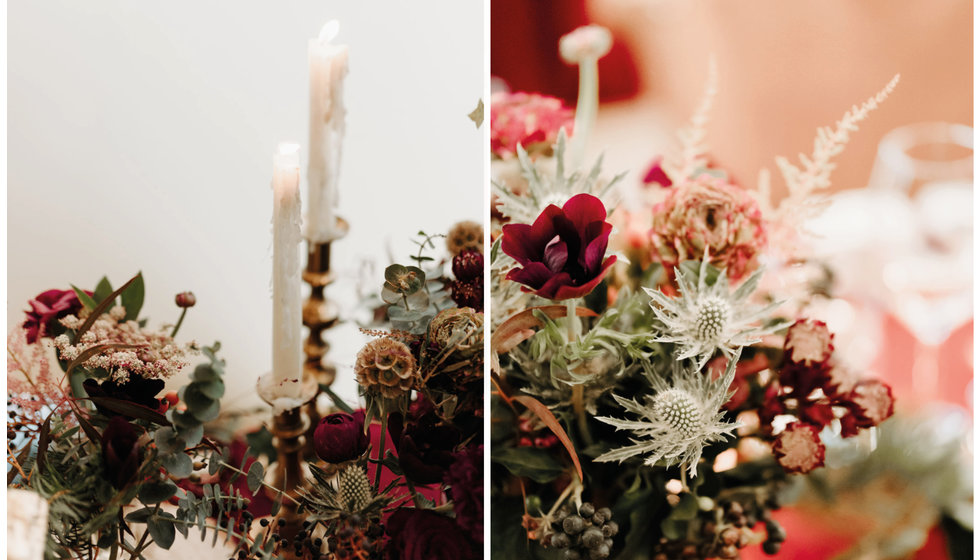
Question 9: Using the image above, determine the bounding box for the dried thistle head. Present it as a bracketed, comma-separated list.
[354, 338, 418, 399]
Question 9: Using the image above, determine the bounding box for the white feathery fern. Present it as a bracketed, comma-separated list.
[761, 74, 901, 223]
[668, 57, 718, 182]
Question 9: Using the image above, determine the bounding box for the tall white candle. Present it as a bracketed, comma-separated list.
[271, 142, 304, 400]
[306, 20, 349, 243]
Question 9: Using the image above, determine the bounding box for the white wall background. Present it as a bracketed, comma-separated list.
[7, 1, 485, 408]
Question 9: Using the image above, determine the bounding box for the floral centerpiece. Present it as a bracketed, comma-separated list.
[490, 25, 902, 560]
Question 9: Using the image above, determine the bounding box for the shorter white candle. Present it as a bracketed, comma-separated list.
[306, 20, 349, 243]
[271, 142, 304, 400]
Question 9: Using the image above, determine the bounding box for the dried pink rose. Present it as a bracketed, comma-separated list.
[490, 92, 573, 160]
[773, 422, 825, 474]
[650, 174, 767, 281]
[785, 320, 834, 366]
[23, 289, 87, 344]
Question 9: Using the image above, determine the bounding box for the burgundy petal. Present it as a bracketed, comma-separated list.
[543, 236, 568, 272]
[551, 256, 616, 300]
[561, 193, 608, 235]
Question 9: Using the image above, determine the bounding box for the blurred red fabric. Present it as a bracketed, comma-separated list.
[490, 0, 639, 102]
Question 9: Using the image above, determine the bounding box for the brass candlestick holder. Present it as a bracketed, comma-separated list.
[256, 375, 318, 557]
[302, 217, 348, 454]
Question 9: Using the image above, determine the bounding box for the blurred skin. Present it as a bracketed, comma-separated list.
[589, 0, 972, 198]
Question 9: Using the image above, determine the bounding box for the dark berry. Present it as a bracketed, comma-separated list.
[578, 502, 596, 518]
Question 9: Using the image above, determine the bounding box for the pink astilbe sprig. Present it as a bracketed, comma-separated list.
[7, 328, 72, 422]
[53, 306, 194, 384]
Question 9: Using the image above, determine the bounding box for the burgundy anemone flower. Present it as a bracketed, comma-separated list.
[83, 376, 167, 419]
[385, 508, 475, 560]
[23, 289, 87, 344]
[501, 193, 616, 301]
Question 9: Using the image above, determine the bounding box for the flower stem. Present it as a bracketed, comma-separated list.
[170, 308, 188, 338]
[405, 478, 423, 509]
[374, 415, 388, 490]
[572, 384, 593, 447]
[569, 56, 599, 168]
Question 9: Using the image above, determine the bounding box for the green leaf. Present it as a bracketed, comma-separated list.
[124, 507, 157, 523]
[195, 379, 225, 400]
[71, 285, 98, 311]
[148, 516, 176, 549]
[490, 447, 565, 484]
[245, 428, 276, 464]
[94, 276, 115, 308]
[660, 517, 684, 540]
[669, 492, 699, 520]
[139, 481, 178, 504]
[74, 273, 141, 339]
[162, 453, 193, 479]
[679, 260, 722, 287]
[246, 461, 264, 494]
[120, 272, 145, 321]
[154, 427, 184, 455]
[88, 396, 170, 426]
[321, 385, 355, 414]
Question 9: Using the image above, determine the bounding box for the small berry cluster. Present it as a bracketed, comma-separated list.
[449, 249, 484, 310]
[544, 502, 619, 560]
[516, 416, 560, 450]
[654, 494, 786, 560]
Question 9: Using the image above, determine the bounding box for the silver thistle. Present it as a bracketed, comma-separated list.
[645, 259, 788, 369]
[594, 350, 742, 478]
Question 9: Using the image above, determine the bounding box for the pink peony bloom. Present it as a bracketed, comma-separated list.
[773, 422, 825, 474]
[501, 193, 616, 301]
[490, 92, 573, 160]
[650, 174, 767, 281]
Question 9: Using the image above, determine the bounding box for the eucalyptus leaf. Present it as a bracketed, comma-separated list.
[491, 447, 565, 484]
[246, 461, 264, 494]
[138, 481, 178, 504]
[147, 516, 176, 549]
[162, 452, 193, 479]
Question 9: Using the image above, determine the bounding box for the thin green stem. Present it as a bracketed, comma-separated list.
[170, 308, 188, 338]
[217, 461, 300, 505]
[374, 416, 388, 489]
[405, 478, 423, 509]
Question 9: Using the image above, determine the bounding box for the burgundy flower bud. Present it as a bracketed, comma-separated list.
[501, 193, 616, 301]
[389, 397, 460, 485]
[101, 416, 143, 488]
[83, 376, 167, 418]
[772, 422, 825, 474]
[23, 289, 86, 344]
[175, 291, 197, 308]
[450, 279, 483, 310]
[312, 411, 369, 464]
[841, 380, 895, 429]
[452, 250, 484, 282]
[784, 320, 834, 366]
[385, 508, 475, 560]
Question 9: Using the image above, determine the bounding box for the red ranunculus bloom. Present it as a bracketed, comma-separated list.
[312, 411, 369, 464]
[501, 193, 616, 301]
[385, 508, 475, 560]
[23, 289, 87, 344]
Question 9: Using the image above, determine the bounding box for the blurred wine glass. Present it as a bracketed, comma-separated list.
[870, 122, 973, 402]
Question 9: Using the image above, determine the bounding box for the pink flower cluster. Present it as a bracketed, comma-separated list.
[762, 320, 895, 474]
[490, 92, 573, 160]
[650, 174, 767, 281]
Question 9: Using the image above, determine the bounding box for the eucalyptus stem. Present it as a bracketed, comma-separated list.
[374, 415, 388, 489]
[170, 308, 188, 338]
[217, 461, 301, 505]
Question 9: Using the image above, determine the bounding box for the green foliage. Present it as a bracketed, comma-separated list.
[154, 342, 225, 479]
[491, 447, 565, 484]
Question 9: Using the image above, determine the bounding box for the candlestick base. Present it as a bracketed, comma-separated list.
[258, 376, 319, 559]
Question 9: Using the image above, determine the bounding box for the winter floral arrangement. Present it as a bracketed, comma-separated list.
[490, 26, 900, 560]
[296, 221, 485, 560]
[8, 223, 485, 560]
[6, 274, 262, 559]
